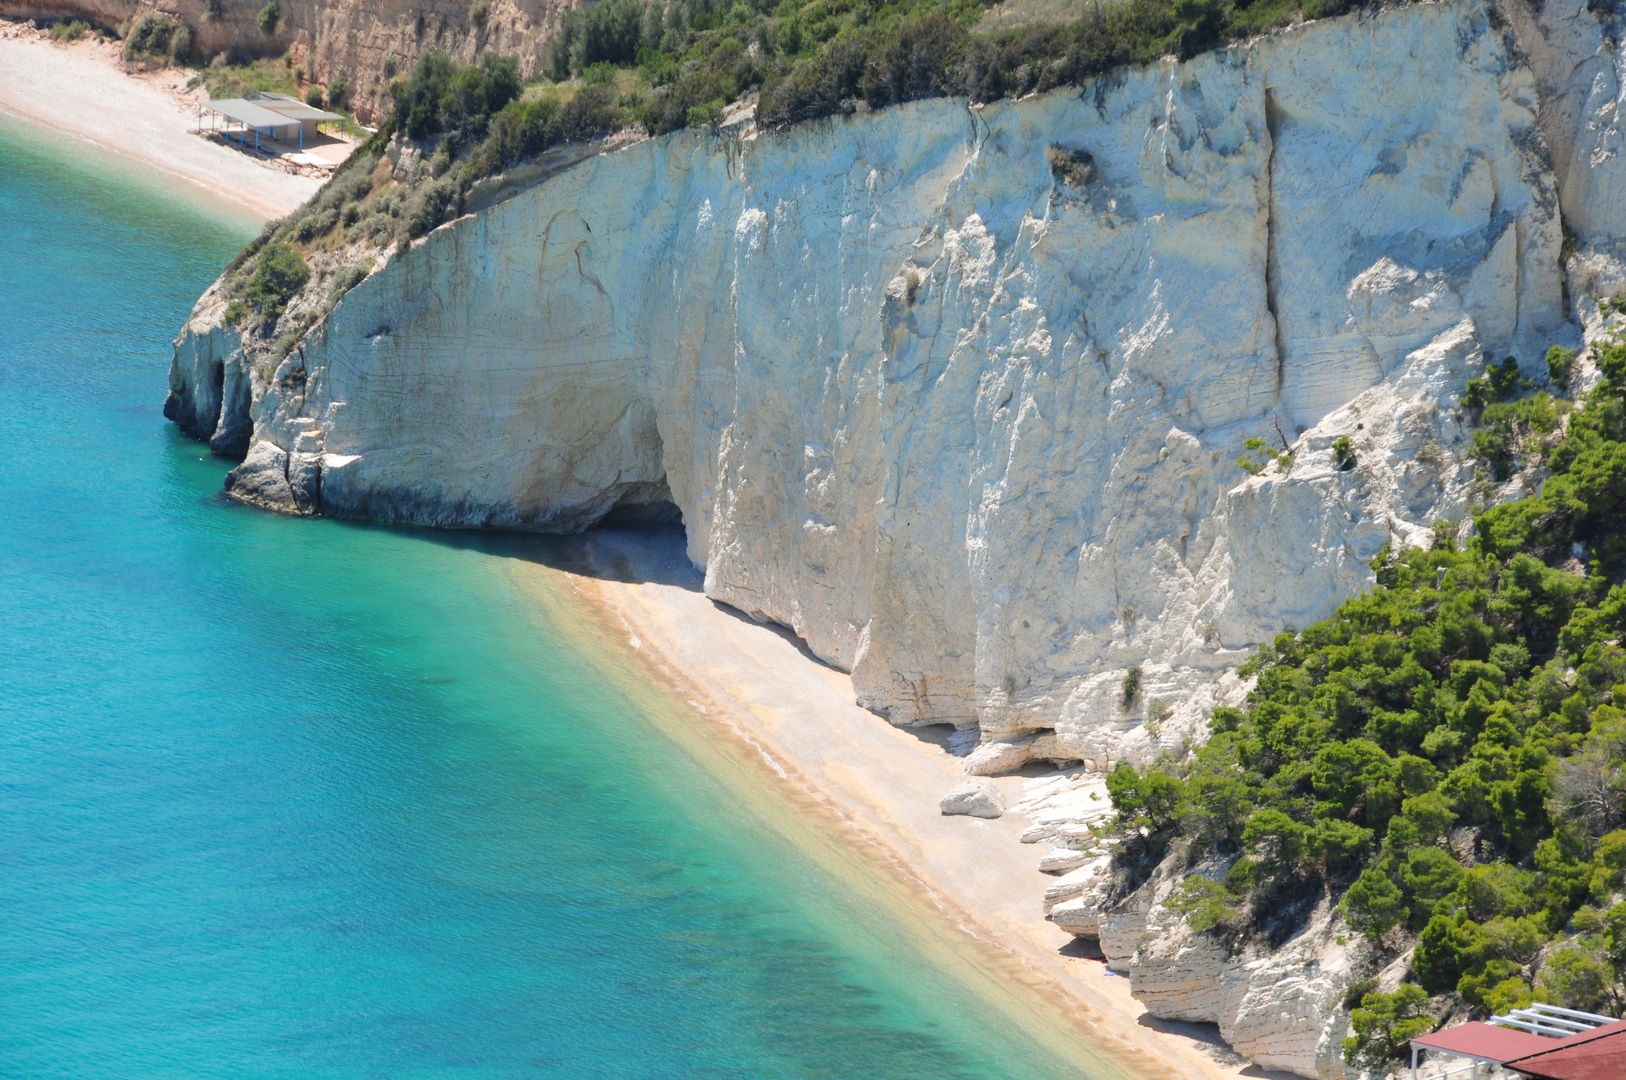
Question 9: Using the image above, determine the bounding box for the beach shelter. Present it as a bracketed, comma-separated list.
[244, 92, 344, 148]
[200, 98, 299, 154]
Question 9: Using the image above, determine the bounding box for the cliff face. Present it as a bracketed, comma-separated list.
[1, 0, 565, 121]
[164, 2, 1626, 1074]
[172, 0, 1585, 767]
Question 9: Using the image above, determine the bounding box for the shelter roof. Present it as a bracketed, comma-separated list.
[245, 93, 344, 122]
[1505, 1018, 1626, 1080]
[1411, 1023, 1554, 1063]
[205, 98, 297, 128]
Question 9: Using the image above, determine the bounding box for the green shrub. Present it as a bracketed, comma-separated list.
[1402, 848, 1466, 924]
[244, 243, 309, 318]
[1343, 985, 1433, 1069]
[305, 85, 324, 108]
[1540, 940, 1616, 1012]
[393, 51, 522, 144]
[327, 76, 348, 106]
[203, 0, 223, 20]
[1166, 874, 1236, 933]
[257, 1, 279, 36]
[1046, 145, 1095, 188]
[1469, 391, 1568, 482]
[1332, 435, 1356, 471]
[351, 212, 394, 244]
[1236, 435, 1292, 476]
[328, 259, 374, 302]
[400, 178, 461, 240]
[50, 18, 91, 41]
[1463, 356, 1531, 410]
[1121, 664, 1142, 707]
[1549, 345, 1578, 391]
[122, 13, 180, 62]
[549, 0, 645, 79]
[223, 299, 247, 326]
[1342, 869, 1407, 937]
[1105, 761, 1179, 833]
[685, 99, 726, 127]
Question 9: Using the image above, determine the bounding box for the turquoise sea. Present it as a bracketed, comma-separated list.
[0, 120, 1128, 1080]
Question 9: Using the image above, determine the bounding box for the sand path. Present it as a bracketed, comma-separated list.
[0, 24, 320, 219]
[510, 527, 1297, 1080]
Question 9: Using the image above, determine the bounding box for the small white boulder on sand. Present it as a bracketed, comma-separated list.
[939, 778, 1005, 819]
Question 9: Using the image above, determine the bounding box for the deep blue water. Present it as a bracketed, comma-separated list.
[0, 119, 1122, 1080]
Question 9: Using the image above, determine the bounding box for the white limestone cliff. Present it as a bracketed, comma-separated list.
[170, 0, 1577, 768]
[165, 1, 1626, 1074]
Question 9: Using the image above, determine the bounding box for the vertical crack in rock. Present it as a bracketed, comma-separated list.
[1263, 87, 1287, 396]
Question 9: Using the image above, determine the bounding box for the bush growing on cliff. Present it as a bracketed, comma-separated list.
[245, 243, 309, 319]
[258, 1, 280, 36]
[1235, 435, 1292, 476]
[466, 83, 623, 175]
[122, 13, 184, 64]
[393, 51, 523, 143]
[50, 18, 91, 41]
[533, 0, 1391, 136]
[1344, 985, 1433, 1069]
[1100, 336, 1626, 1065]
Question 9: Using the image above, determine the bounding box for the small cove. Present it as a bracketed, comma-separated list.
[0, 117, 1129, 1080]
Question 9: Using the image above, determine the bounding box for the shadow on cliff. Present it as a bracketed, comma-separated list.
[407, 520, 851, 675]
[401, 520, 702, 590]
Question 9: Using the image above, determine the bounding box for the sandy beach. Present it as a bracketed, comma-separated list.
[509, 526, 1297, 1080]
[0, 23, 320, 219]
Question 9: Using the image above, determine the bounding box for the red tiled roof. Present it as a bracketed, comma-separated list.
[1505, 1019, 1626, 1080]
[1412, 1022, 1556, 1062]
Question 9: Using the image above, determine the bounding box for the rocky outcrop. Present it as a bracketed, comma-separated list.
[1045, 843, 1384, 1079]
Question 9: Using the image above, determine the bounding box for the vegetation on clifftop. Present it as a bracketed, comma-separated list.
[1106, 340, 1626, 1068]
[548, 0, 1367, 132]
[207, 0, 1405, 356]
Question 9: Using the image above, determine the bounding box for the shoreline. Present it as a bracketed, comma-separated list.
[0, 22, 321, 220]
[504, 526, 1296, 1080]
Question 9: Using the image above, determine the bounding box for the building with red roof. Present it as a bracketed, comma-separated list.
[1503, 1018, 1626, 1080]
[1408, 1006, 1626, 1079]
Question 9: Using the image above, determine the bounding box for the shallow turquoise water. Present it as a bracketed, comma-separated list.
[0, 121, 1121, 1080]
